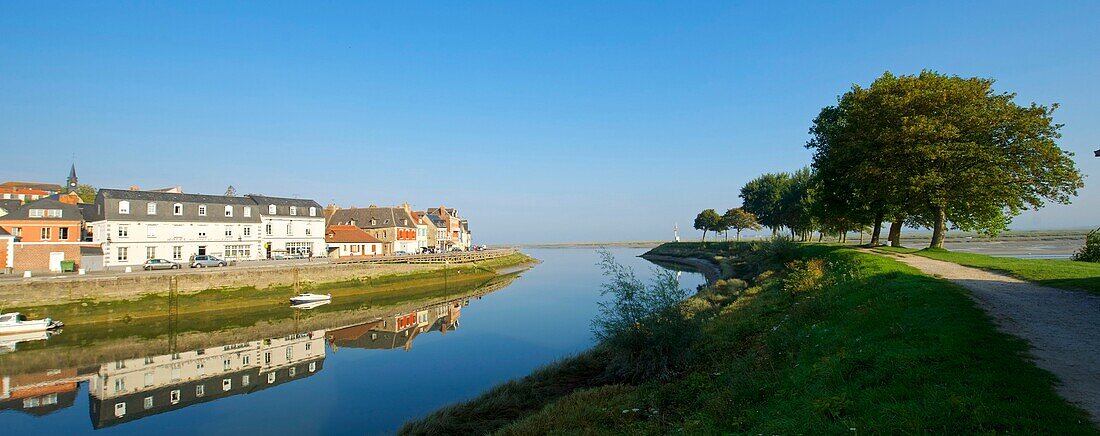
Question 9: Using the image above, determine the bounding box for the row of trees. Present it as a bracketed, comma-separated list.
[693, 207, 762, 242]
[705, 71, 1084, 249]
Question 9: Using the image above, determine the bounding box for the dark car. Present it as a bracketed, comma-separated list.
[143, 258, 181, 270]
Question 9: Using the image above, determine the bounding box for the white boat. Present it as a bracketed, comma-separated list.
[0, 330, 58, 353]
[289, 293, 331, 304]
[290, 300, 331, 310]
[0, 312, 64, 335]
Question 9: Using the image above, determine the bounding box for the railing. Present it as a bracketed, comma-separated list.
[332, 249, 516, 265]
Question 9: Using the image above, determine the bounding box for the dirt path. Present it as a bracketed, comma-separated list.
[875, 250, 1100, 425]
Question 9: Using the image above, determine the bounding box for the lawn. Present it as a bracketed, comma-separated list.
[404, 244, 1097, 434]
[877, 246, 1100, 294]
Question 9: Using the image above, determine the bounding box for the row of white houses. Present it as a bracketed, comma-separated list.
[88, 189, 325, 268]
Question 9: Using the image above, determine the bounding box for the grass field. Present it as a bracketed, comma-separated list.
[402, 244, 1096, 434]
[877, 247, 1100, 294]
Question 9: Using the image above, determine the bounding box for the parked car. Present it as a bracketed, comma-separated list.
[189, 255, 227, 268]
[393, 251, 411, 256]
[143, 258, 181, 270]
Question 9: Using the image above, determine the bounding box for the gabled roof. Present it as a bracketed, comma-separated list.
[329, 206, 417, 229]
[99, 189, 259, 205]
[0, 197, 84, 222]
[325, 225, 383, 243]
[0, 199, 22, 213]
[247, 195, 323, 216]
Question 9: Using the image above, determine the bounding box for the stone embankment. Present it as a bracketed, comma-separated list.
[0, 249, 519, 307]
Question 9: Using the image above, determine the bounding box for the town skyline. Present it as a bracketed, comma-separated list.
[3, 2, 1099, 244]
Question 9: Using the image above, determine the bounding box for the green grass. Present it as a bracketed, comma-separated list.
[877, 246, 1100, 294]
[402, 244, 1097, 434]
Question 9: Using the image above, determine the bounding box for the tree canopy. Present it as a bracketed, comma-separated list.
[723, 208, 761, 241]
[693, 209, 724, 242]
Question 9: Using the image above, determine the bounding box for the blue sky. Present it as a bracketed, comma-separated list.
[2, 1, 1098, 243]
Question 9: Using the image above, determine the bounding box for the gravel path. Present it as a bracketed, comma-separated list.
[878, 251, 1100, 425]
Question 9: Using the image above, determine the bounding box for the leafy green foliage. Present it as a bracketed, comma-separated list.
[74, 184, 96, 203]
[1072, 228, 1100, 263]
[739, 172, 791, 233]
[722, 207, 761, 241]
[693, 208, 723, 242]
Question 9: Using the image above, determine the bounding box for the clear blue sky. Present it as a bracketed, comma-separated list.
[2, 1, 1097, 244]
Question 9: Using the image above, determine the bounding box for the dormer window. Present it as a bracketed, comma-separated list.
[198, 205, 207, 216]
[118, 200, 130, 215]
[309, 207, 316, 217]
[244, 207, 251, 218]
[28, 209, 44, 218]
[173, 203, 183, 215]
[147, 203, 157, 215]
[290, 206, 297, 216]
[269, 205, 277, 215]
[224, 205, 233, 217]
[370, 219, 376, 226]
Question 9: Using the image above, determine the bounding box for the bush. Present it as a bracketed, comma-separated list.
[733, 237, 800, 279]
[593, 250, 698, 382]
[1072, 228, 1100, 262]
[783, 258, 828, 293]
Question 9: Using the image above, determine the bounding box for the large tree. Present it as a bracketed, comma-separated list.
[723, 207, 761, 241]
[693, 209, 723, 243]
[809, 71, 1082, 248]
[739, 172, 791, 234]
[75, 184, 97, 203]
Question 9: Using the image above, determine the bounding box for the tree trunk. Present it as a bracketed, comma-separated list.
[701, 230, 706, 243]
[736, 229, 741, 241]
[888, 219, 903, 247]
[859, 230, 864, 245]
[870, 211, 884, 245]
[930, 207, 946, 249]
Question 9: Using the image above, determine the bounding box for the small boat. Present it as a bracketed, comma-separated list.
[0, 312, 64, 335]
[0, 330, 59, 353]
[290, 300, 331, 310]
[289, 293, 331, 304]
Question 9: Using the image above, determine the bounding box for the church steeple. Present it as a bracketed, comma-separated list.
[67, 163, 78, 193]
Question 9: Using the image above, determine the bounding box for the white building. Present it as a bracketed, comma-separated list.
[89, 189, 325, 268]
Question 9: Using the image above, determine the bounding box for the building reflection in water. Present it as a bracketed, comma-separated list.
[0, 295, 470, 430]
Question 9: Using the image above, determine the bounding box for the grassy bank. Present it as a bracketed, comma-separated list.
[877, 247, 1100, 294]
[402, 243, 1095, 434]
[5, 252, 536, 325]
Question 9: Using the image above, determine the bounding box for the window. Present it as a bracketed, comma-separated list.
[144, 372, 154, 387]
[289, 367, 296, 377]
[171, 367, 181, 381]
[114, 402, 126, 418]
[225, 226, 233, 237]
[286, 224, 293, 236]
[264, 352, 271, 364]
[170, 390, 181, 404]
[243, 227, 251, 237]
[242, 375, 250, 386]
[285, 347, 293, 360]
[147, 202, 157, 214]
[223, 379, 232, 391]
[289, 206, 297, 216]
[265, 224, 272, 235]
[195, 385, 204, 397]
[146, 246, 156, 259]
[117, 247, 128, 262]
[309, 207, 316, 217]
[172, 246, 183, 260]
[29, 209, 43, 218]
[145, 357, 155, 365]
[223, 358, 231, 371]
[224, 205, 233, 217]
[198, 205, 207, 216]
[118, 225, 129, 238]
[40, 228, 51, 240]
[370, 219, 376, 226]
[305, 227, 311, 236]
[11, 227, 20, 237]
[119, 200, 130, 214]
[116, 360, 126, 369]
[173, 203, 183, 215]
[243, 355, 250, 365]
[225, 245, 251, 258]
[114, 378, 125, 393]
[269, 205, 277, 215]
[144, 396, 153, 410]
[305, 342, 312, 351]
[309, 362, 317, 372]
[267, 372, 276, 384]
[244, 207, 251, 218]
[147, 225, 156, 238]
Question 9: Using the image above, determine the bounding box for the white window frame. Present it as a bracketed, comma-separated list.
[224, 205, 233, 217]
[172, 246, 183, 260]
[118, 200, 130, 215]
[147, 202, 157, 215]
[146, 246, 156, 260]
[144, 396, 153, 409]
[117, 247, 129, 262]
[290, 206, 297, 216]
[114, 402, 126, 417]
[29, 209, 43, 218]
[173, 203, 183, 215]
[40, 227, 51, 240]
[244, 207, 251, 218]
[225, 226, 233, 237]
[198, 205, 207, 216]
[243, 227, 251, 237]
[309, 207, 316, 216]
[170, 389, 181, 404]
[118, 225, 129, 238]
[269, 204, 277, 215]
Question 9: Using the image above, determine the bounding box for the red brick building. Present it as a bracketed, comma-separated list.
[0, 193, 92, 273]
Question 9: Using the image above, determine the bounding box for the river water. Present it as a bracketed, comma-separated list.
[0, 248, 703, 435]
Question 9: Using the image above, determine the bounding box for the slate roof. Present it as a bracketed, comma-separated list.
[246, 194, 323, 217]
[325, 225, 383, 243]
[329, 207, 417, 229]
[93, 189, 261, 223]
[0, 197, 84, 222]
[0, 228, 10, 236]
[423, 213, 447, 228]
[0, 181, 63, 192]
[0, 199, 22, 213]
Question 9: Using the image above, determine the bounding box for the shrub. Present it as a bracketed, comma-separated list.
[1072, 228, 1100, 262]
[733, 237, 800, 279]
[593, 250, 698, 382]
[783, 258, 828, 293]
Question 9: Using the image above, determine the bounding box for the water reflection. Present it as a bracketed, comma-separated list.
[0, 281, 494, 429]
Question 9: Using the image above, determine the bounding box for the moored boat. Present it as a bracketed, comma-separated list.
[0, 312, 64, 335]
[289, 293, 332, 304]
[290, 300, 331, 310]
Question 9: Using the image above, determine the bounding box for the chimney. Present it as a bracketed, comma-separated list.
[129, 185, 140, 191]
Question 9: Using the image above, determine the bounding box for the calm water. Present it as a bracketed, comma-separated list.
[0, 248, 703, 435]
